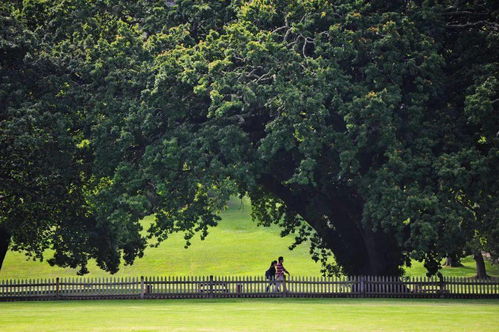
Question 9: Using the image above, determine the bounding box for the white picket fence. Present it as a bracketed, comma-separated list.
[1, 275, 498, 301]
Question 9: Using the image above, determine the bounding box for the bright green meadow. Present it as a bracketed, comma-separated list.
[1, 298, 498, 332]
[1, 198, 498, 279]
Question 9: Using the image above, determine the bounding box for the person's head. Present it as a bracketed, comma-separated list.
[278, 256, 284, 263]
[272, 260, 277, 266]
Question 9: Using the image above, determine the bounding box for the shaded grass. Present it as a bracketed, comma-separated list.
[0, 298, 498, 331]
[1, 197, 498, 279]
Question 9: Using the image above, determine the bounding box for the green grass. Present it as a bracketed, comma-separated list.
[406, 256, 499, 277]
[1, 197, 498, 279]
[0, 198, 323, 279]
[0, 298, 498, 331]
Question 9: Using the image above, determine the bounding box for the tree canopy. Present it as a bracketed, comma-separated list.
[1, 0, 497, 276]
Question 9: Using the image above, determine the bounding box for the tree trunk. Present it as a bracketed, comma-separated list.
[0, 224, 11, 270]
[259, 174, 404, 276]
[304, 194, 403, 276]
[444, 255, 463, 267]
[474, 251, 488, 279]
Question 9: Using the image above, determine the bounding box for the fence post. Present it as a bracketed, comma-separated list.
[209, 275, 214, 298]
[56, 277, 60, 300]
[439, 275, 446, 299]
[140, 276, 145, 299]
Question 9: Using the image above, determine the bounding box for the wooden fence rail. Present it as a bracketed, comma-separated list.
[1, 276, 498, 301]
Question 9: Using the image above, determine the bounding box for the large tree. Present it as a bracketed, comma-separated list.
[1, 0, 497, 276]
[0, 0, 161, 273]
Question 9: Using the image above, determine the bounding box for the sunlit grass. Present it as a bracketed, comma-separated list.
[1, 197, 498, 279]
[0, 299, 498, 332]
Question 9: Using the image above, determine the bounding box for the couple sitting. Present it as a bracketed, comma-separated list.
[265, 256, 290, 292]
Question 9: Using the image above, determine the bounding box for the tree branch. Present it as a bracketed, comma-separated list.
[447, 20, 499, 31]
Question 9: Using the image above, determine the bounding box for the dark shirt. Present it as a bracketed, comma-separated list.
[265, 266, 276, 279]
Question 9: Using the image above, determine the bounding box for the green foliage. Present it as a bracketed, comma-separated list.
[0, 3, 97, 273]
[0, 0, 497, 276]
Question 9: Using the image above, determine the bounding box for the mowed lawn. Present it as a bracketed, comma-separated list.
[0, 198, 324, 278]
[1, 197, 498, 279]
[0, 298, 498, 332]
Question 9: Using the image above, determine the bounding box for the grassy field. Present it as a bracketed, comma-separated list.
[1, 198, 322, 279]
[1, 298, 498, 332]
[1, 197, 498, 279]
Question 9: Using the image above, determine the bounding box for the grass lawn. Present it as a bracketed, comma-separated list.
[0, 198, 323, 279]
[0, 298, 498, 332]
[1, 197, 498, 279]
